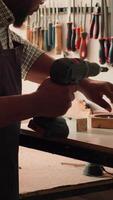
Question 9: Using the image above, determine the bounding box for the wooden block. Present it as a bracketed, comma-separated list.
[91, 114, 113, 129]
[76, 118, 87, 132]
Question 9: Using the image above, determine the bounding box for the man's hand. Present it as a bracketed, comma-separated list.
[78, 79, 113, 112]
[34, 78, 77, 117]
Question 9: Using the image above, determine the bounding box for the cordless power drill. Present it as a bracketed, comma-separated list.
[28, 58, 108, 138]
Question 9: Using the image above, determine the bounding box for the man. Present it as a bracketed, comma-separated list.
[0, 0, 113, 199]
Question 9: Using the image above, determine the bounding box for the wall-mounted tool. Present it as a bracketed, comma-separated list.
[55, 1, 63, 54]
[43, 6, 50, 51]
[90, 0, 93, 23]
[51, 0, 56, 49]
[109, 0, 113, 65]
[75, 4, 81, 50]
[71, 0, 76, 52]
[99, 0, 110, 65]
[26, 15, 34, 43]
[88, 0, 93, 36]
[104, 0, 110, 64]
[109, 38, 113, 65]
[79, 3, 88, 59]
[39, 6, 45, 50]
[98, 0, 106, 64]
[26, 16, 31, 42]
[48, 0, 53, 51]
[89, 3, 101, 39]
[66, 0, 72, 51]
[32, 12, 38, 45]
[36, 9, 42, 48]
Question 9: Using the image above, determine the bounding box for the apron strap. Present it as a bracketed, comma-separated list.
[0, 42, 3, 52]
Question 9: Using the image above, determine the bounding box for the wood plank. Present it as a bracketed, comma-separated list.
[19, 179, 113, 200]
[20, 129, 113, 168]
[91, 115, 113, 129]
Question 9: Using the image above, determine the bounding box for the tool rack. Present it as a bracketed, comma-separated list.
[26, 1, 112, 62]
[39, 6, 111, 15]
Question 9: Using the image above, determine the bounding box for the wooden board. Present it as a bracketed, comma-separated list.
[20, 129, 113, 168]
[19, 179, 113, 200]
[91, 114, 113, 129]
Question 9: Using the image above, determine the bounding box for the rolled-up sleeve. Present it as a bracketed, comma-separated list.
[11, 31, 45, 79]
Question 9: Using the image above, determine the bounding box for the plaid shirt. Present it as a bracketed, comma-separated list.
[0, 0, 44, 79]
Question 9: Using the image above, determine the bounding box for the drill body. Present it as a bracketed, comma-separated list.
[28, 58, 108, 138]
[50, 58, 108, 85]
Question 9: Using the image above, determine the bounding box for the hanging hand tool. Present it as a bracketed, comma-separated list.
[39, 6, 45, 50]
[27, 16, 34, 43]
[33, 11, 39, 46]
[104, 0, 110, 63]
[51, 0, 55, 49]
[90, 0, 93, 23]
[98, 0, 106, 64]
[79, 3, 88, 59]
[109, 38, 113, 65]
[30, 14, 38, 44]
[27, 16, 32, 42]
[32, 22, 36, 45]
[48, 0, 53, 51]
[109, 1, 113, 66]
[109, 0, 113, 65]
[66, 1, 72, 51]
[71, 0, 76, 51]
[26, 16, 31, 42]
[75, 4, 81, 50]
[109, 37, 113, 65]
[88, 0, 93, 37]
[55, 1, 63, 54]
[89, 3, 101, 39]
[93, 3, 100, 39]
[32, 12, 37, 45]
[36, 9, 42, 48]
[43, 6, 50, 51]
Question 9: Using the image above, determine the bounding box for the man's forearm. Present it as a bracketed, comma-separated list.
[77, 78, 91, 93]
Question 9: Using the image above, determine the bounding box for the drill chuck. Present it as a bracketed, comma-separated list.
[100, 67, 109, 72]
[50, 58, 109, 85]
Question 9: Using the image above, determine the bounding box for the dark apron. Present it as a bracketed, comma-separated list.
[0, 41, 23, 200]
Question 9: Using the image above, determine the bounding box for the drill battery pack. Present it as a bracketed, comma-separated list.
[28, 116, 69, 139]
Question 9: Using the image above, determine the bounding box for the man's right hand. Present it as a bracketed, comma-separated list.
[33, 78, 77, 117]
